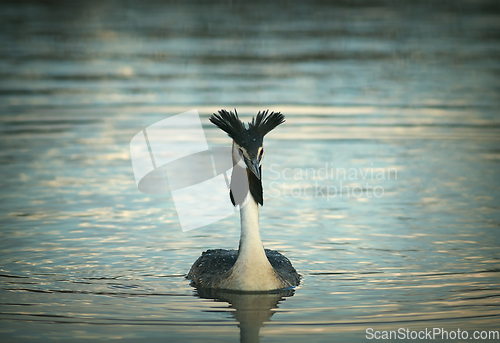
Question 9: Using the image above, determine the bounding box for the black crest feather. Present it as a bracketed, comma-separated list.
[249, 110, 285, 137]
[209, 109, 245, 143]
[210, 109, 285, 145]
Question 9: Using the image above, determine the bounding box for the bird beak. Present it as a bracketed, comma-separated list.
[247, 160, 261, 180]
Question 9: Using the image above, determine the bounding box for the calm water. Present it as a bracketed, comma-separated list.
[1, 1, 500, 342]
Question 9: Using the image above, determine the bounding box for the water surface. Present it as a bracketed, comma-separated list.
[1, 1, 500, 342]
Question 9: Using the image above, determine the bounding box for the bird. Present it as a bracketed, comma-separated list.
[187, 109, 300, 291]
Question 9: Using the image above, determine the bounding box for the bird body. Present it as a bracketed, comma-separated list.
[187, 109, 300, 291]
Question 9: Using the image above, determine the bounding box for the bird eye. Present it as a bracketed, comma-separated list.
[238, 148, 243, 156]
[259, 149, 264, 158]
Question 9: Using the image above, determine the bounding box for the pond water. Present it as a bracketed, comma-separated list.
[1, 1, 499, 342]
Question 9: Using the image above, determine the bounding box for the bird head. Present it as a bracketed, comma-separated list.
[209, 109, 285, 180]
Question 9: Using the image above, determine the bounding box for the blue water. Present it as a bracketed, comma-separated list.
[1, 1, 499, 342]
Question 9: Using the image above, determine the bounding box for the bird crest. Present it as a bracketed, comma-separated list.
[209, 109, 285, 147]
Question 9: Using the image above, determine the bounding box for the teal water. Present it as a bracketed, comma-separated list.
[1, 1, 500, 342]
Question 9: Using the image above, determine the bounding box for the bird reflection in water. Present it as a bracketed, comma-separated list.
[195, 287, 296, 343]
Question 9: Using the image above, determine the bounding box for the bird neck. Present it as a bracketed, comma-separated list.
[238, 192, 266, 262]
[228, 181, 280, 291]
[230, 143, 268, 264]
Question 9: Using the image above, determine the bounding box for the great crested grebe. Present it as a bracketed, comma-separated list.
[187, 109, 300, 291]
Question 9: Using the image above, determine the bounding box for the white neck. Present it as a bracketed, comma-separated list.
[236, 192, 268, 266]
[224, 189, 283, 291]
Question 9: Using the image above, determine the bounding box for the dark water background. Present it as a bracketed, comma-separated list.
[1, 1, 499, 342]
